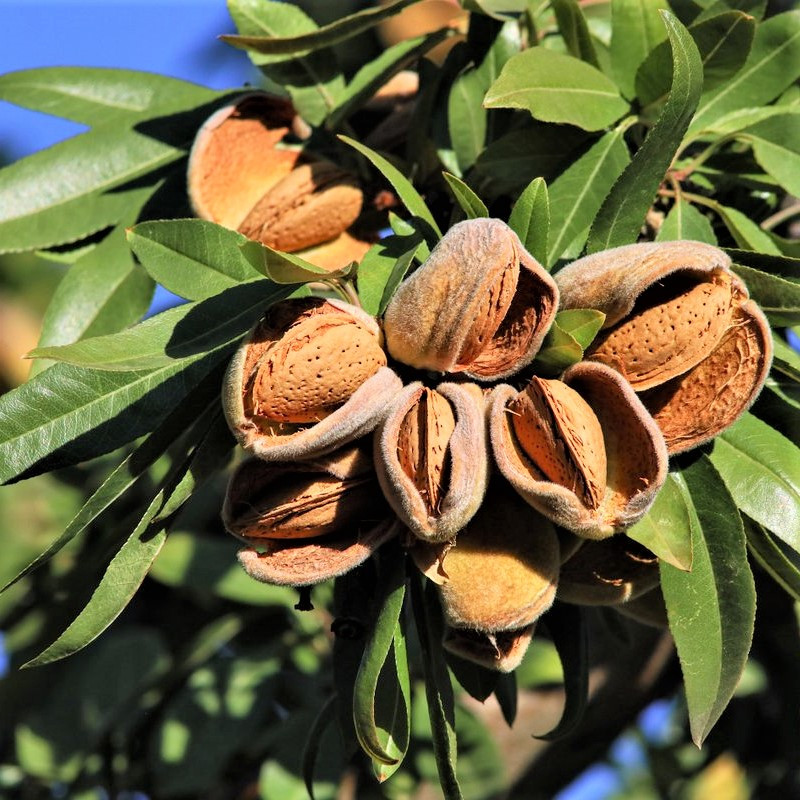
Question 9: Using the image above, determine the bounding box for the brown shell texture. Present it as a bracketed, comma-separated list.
[556, 535, 660, 605]
[490, 361, 668, 538]
[383, 218, 558, 381]
[424, 479, 561, 633]
[223, 297, 402, 461]
[238, 161, 363, 252]
[236, 518, 401, 587]
[188, 93, 300, 230]
[375, 381, 489, 542]
[555, 241, 772, 453]
[222, 446, 386, 543]
[443, 624, 536, 673]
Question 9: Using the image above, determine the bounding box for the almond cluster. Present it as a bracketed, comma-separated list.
[198, 101, 772, 673]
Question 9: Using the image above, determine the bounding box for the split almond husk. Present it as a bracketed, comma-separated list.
[223, 297, 402, 461]
[556, 535, 660, 606]
[413, 479, 560, 632]
[443, 624, 536, 673]
[188, 93, 370, 268]
[490, 361, 668, 538]
[222, 445, 387, 543]
[237, 517, 401, 587]
[383, 218, 559, 381]
[375, 381, 488, 542]
[555, 241, 772, 453]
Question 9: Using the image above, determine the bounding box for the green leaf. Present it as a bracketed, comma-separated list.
[221, 0, 419, 56]
[508, 177, 549, 266]
[442, 172, 489, 218]
[610, 0, 671, 99]
[714, 203, 781, 254]
[460, 0, 526, 19]
[226, 0, 344, 126]
[1, 376, 223, 592]
[660, 457, 755, 746]
[29, 281, 292, 372]
[411, 576, 463, 800]
[745, 519, 800, 602]
[534, 321, 583, 373]
[475, 124, 589, 195]
[656, 198, 717, 243]
[240, 239, 351, 284]
[328, 31, 449, 130]
[551, 0, 600, 68]
[637, 11, 755, 109]
[587, 12, 703, 253]
[150, 531, 297, 607]
[356, 235, 421, 317]
[535, 603, 588, 740]
[446, 654, 500, 703]
[688, 10, 800, 136]
[340, 135, 441, 251]
[737, 113, 800, 198]
[547, 124, 631, 266]
[697, 105, 800, 137]
[0, 67, 221, 125]
[554, 308, 606, 349]
[302, 695, 338, 800]
[484, 48, 629, 132]
[0, 352, 227, 485]
[725, 248, 800, 281]
[709, 413, 800, 554]
[627, 474, 694, 570]
[731, 263, 800, 327]
[353, 546, 408, 767]
[128, 220, 264, 301]
[447, 21, 520, 172]
[773, 335, 800, 384]
[24, 496, 168, 667]
[34, 214, 156, 374]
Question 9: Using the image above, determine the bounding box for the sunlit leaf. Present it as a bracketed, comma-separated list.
[442, 172, 489, 219]
[551, 0, 600, 68]
[656, 198, 717, 243]
[508, 177, 549, 266]
[731, 263, 800, 327]
[554, 308, 605, 349]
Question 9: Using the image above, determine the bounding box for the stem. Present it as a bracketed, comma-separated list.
[671, 134, 737, 181]
[761, 202, 800, 232]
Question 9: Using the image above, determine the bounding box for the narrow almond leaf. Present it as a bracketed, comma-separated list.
[461, 0, 526, 19]
[656, 198, 717, 243]
[660, 457, 755, 746]
[725, 248, 800, 281]
[29, 281, 292, 372]
[340, 135, 441, 248]
[356, 233, 422, 316]
[442, 172, 489, 219]
[551, 0, 600, 67]
[0, 117, 206, 254]
[34, 210, 156, 374]
[508, 177, 549, 266]
[534, 321, 584, 372]
[240, 239, 353, 284]
[302, 695, 338, 800]
[24, 495, 168, 668]
[493, 672, 518, 728]
[353, 547, 407, 766]
[610, 0, 671, 100]
[0, 67, 221, 125]
[0, 351, 227, 485]
[554, 308, 605, 349]
[1, 378, 223, 592]
[588, 11, 702, 253]
[636, 11, 755, 109]
[627, 473, 694, 570]
[709, 413, 800, 554]
[128, 220, 264, 301]
[731, 264, 800, 327]
[221, 0, 419, 56]
[328, 31, 449, 130]
[445, 653, 499, 703]
[484, 48, 629, 131]
[547, 124, 631, 266]
[226, 0, 344, 125]
[745, 519, 800, 602]
[738, 113, 800, 198]
[411, 577, 463, 800]
[714, 203, 781, 254]
[687, 10, 800, 136]
[535, 603, 588, 740]
[772, 336, 800, 384]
